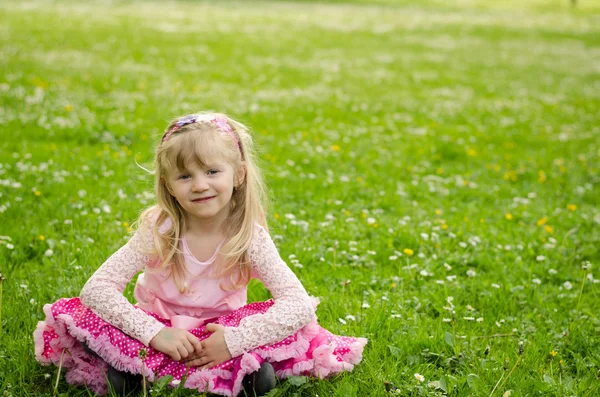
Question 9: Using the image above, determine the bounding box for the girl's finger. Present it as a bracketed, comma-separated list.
[182, 338, 194, 355]
[201, 361, 214, 370]
[177, 345, 190, 359]
[187, 333, 203, 354]
[185, 358, 203, 367]
[186, 355, 209, 367]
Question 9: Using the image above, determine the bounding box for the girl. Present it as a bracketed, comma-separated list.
[34, 113, 367, 396]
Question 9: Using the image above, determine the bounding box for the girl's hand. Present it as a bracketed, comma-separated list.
[183, 323, 232, 369]
[149, 327, 203, 361]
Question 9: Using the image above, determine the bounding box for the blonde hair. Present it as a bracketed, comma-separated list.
[139, 112, 268, 292]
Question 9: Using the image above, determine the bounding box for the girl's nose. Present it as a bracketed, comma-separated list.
[192, 177, 209, 192]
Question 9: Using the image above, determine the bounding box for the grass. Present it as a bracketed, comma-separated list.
[0, 0, 599, 396]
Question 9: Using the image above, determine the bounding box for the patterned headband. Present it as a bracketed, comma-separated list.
[161, 114, 242, 153]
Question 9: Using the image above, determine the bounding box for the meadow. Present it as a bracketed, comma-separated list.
[0, 0, 599, 395]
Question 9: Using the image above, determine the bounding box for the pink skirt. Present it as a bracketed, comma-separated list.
[34, 298, 367, 396]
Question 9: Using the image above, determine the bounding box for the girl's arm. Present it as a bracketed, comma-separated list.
[223, 225, 316, 357]
[80, 222, 166, 346]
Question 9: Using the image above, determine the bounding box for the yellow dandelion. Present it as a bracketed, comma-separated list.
[356, 176, 363, 183]
[403, 248, 414, 256]
[467, 148, 477, 156]
[64, 104, 73, 112]
[274, 213, 280, 220]
[537, 216, 548, 226]
[435, 209, 441, 215]
[39, 235, 45, 241]
[480, 218, 485, 224]
[550, 350, 558, 357]
[361, 213, 367, 219]
[34, 191, 41, 196]
[441, 224, 448, 230]
[331, 145, 340, 152]
[505, 213, 513, 220]
[122, 222, 129, 227]
[344, 210, 350, 216]
[538, 170, 547, 183]
[566, 204, 577, 211]
[544, 225, 554, 234]
[464, 217, 469, 223]
[436, 168, 444, 175]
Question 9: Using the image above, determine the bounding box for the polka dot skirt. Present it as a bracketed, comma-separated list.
[34, 298, 367, 396]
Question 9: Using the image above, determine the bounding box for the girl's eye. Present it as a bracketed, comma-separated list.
[179, 174, 191, 180]
[208, 170, 219, 175]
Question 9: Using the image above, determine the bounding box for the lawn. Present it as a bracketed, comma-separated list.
[0, 0, 599, 395]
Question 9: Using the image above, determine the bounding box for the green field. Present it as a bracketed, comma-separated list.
[1, 0, 599, 395]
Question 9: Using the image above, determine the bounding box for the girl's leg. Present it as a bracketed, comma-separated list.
[80, 341, 143, 396]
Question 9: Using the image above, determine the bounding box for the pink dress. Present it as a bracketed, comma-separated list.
[34, 219, 367, 396]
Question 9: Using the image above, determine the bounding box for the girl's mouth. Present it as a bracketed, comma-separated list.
[193, 196, 215, 203]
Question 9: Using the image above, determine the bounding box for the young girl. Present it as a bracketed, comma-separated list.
[34, 113, 367, 396]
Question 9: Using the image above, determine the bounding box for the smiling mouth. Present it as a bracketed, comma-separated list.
[193, 196, 215, 203]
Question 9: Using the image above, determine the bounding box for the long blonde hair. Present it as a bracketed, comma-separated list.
[139, 112, 268, 292]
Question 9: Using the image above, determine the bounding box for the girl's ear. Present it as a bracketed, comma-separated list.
[235, 163, 247, 188]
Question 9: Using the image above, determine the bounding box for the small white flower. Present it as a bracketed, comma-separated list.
[92, 207, 101, 214]
[367, 217, 376, 224]
[171, 379, 181, 386]
[338, 318, 347, 325]
[44, 373, 51, 379]
[463, 317, 475, 321]
[414, 373, 425, 382]
[389, 255, 398, 261]
[420, 270, 430, 277]
[536, 255, 546, 262]
[491, 283, 501, 289]
[345, 315, 356, 321]
[466, 269, 476, 277]
[20, 284, 28, 289]
[6, 243, 14, 250]
[476, 317, 484, 322]
[563, 281, 573, 290]
[30, 298, 36, 305]
[549, 268, 558, 275]
[64, 219, 72, 225]
[459, 242, 467, 248]
[87, 238, 94, 244]
[44, 249, 53, 257]
[532, 278, 541, 285]
[362, 302, 371, 309]
[444, 263, 452, 271]
[442, 318, 452, 323]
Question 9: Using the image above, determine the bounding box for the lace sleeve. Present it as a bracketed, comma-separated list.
[223, 225, 316, 357]
[79, 220, 166, 346]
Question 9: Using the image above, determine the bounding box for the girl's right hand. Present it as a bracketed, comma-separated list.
[149, 327, 203, 361]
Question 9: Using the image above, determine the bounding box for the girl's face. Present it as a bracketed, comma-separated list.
[166, 158, 240, 228]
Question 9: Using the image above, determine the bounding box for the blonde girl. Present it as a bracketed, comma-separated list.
[34, 113, 367, 397]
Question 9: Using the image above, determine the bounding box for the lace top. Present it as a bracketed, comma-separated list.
[79, 219, 316, 358]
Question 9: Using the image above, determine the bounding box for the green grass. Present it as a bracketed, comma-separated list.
[1, 0, 599, 395]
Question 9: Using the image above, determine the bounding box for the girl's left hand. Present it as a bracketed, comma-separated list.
[183, 323, 232, 369]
